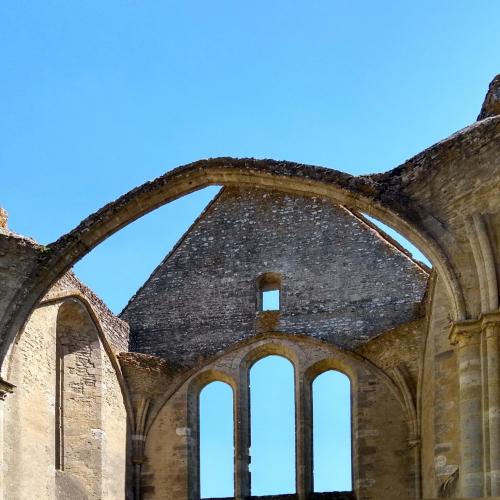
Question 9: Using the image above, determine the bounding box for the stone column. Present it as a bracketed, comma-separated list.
[234, 374, 251, 499]
[132, 398, 150, 500]
[485, 315, 500, 495]
[451, 323, 485, 497]
[296, 369, 313, 500]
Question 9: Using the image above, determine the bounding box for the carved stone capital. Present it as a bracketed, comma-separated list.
[449, 311, 500, 345]
[0, 377, 15, 400]
[449, 319, 482, 346]
[481, 310, 500, 329]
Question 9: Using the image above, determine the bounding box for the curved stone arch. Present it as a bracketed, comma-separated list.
[239, 341, 299, 496]
[0, 156, 468, 368]
[304, 360, 354, 493]
[145, 332, 412, 434]
[2, 293, 131, 500]
[143, 336, 304, 436]
[304, 353, 417, 436]
[302, 352, 421, 497]
[187, 368, 237, 395]
[3, 291, 134, 427]
[142, 332, 422, 498]
[54, 299, 105, 496]
[239, 339, 304, 373]
[186, 369, 236, 500]
[304, 357, 357, 387]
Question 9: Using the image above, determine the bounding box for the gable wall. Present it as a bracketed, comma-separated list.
[122, 187, 428, 369]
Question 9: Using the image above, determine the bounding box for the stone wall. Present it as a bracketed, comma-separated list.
[3, 304, 59, 498]
[50, 271, 130, 352]
[420, 276, 461, 498]
[1, 297, 127, 499]
[140, 334, 416, 500]
[122, 187, 428, 370]
[56, 300, 104, 498]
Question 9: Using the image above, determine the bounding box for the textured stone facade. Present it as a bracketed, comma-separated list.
[2, 297, 128, 499]
[121, 187, 428, 369]
[0, 75, 499, 500]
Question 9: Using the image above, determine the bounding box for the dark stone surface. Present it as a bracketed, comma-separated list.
[121, 187, 428, 370]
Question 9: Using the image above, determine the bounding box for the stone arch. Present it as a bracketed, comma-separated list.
[248, 354, 297, 495]
[0, 156, 468, 370]
[240, 340, 302, 372]
[3, 290, 132, 427]
[187, 368, 237, 394]
[309, 369, 353, 492]
[304, 357, 357, 387]
[141, 331, 426, 499]
[2, 295, 129, 500]
[147, 332, 409, 436]
[186, 370, 236, 500]
[55, 299, 104, 498]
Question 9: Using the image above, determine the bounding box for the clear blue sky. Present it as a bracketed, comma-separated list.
[1, 1, 499, 496]
[200, 359, 352, 497]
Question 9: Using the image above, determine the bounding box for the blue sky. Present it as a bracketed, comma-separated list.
[200, 358, 352, 497]
[1, 1, 499, 496]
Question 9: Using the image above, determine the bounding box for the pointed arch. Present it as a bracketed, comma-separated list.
[2, 150, 477, 370]
[312, 369, 352, 492]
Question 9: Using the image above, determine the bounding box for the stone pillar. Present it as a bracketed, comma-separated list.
[451, 323, 485, 497]
[296, 369, 313, 500]
[132, 398, 150, 500]
[485, 316, 500, 495]
[234, 375, 251, 499]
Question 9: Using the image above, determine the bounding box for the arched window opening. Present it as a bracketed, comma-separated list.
[361, 213, 432, 268]
[257, 272, 282, 311]
[250, 355, 295, 495]
[199, 381, 234, 499]
[312, 370, 352, 492]
[55, 300, 103, 498]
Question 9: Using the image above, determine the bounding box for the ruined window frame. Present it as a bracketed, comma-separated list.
[256, 272, 282, 312]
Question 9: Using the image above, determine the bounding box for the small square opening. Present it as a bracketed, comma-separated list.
[262, 289, 280, 311]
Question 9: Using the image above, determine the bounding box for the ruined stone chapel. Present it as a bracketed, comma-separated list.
[0, 76, 499, 500]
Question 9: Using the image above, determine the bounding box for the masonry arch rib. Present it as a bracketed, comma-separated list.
[3, 291, 133, 427]
[0, 156, 466, 367]
[187, 370, 237, 500]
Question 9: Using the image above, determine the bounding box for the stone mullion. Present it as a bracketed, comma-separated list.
[295, 367, 313, 500]
[132, 398, 150, 500]
[234, 369, 251, 500]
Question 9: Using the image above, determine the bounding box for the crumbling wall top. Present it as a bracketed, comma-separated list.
[478, 74, 500, 120]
